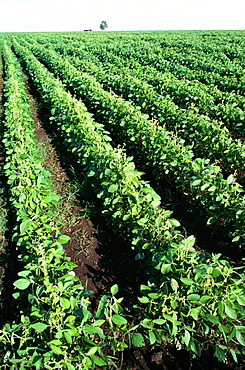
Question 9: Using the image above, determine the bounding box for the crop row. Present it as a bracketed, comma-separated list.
[82, 35, 245, 95]
[88, 47, 245, 137]
[51, 37, 245, 140]
[32, 30, 245, 67]
[30, 32, 245, 108]
[36, 40, 245, 176]
[0, 50, 7, 283]
[65, 34, 245, 129]
[14, 39, 245, 247]
[0, 41, 131, 370]
[9, 39, 245, 361]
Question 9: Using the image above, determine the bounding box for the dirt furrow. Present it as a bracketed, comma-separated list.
[23, 75, 104, 296]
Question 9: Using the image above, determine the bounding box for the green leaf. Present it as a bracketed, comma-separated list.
[236, 210, 243, 220]
[237, 296, 245, 306]
[185, 235, 196, 247]
[227, 174, 234, 185]
[138, 296, 149, 304]
[108, 184, 118, 193]
[187, 294, 200, 301]
[201, 183, 210, 191]
[137, 217, 148, 226]
[31, 323, 48, 332]
[111, 315, 127, 326]
[93, 355, 107, 367]
[110, 284, 119, 296]
[131, 333, 145, 347]
[169, 219, 180, 227]
[135, 252, 145, 260]
[60, 297, 71, 310]
[149, 330, 156, 344]
[18, 270, 31, 278]
[192, 179, 201, 186]
[87, 170, 95, 177]
[13, 278, 31, 290]
[92, 320, 105, 327]
[50, 345, 63, 355]
[87, 347, 98, 356]
[20, 220, 31, 234]
[206, 314, 220, 324]
[229, 348, 238, 363]
[155, 216, 162, 228]
[214, 345, 226, 362]
[184, 330, 191, 347]
[85, 325, 105, 339]
[66, 364, 76, 370]
[57, 235, 70, 244]
[190, 340, 201, 356]
[189, 307, 200, 320]
[64, 331, 73, 345]
[70, 296, 77, 310]
[200, 295, 212, 304]
[153, 319, 165, 325]
[236, 330, 245, 346]
[180, 278, 194, 285]
[225, 305, 237, 320]
[171, 300, 178, 309]
[140, 285, 151, 292]
[207, 217, 215, 225]
[105, 169, 111, 176]
[161, 263, 172, 274]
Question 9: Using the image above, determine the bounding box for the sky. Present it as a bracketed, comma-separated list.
[0, 0, 244, 33]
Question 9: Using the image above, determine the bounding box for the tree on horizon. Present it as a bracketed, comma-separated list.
[100, 20, 108, 30]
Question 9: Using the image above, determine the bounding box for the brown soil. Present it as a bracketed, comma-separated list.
[27, 85, 104, 296]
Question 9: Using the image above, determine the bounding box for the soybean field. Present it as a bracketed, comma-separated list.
[0, 30, 245, 369]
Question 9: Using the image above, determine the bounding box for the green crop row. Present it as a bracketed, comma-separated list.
[16, 39, 245, 246]
[90, 47, 245, 138]
[0, 50, 7, 308]
[0, 51, 7, 255]
[0, 42, 132, 370]
[10, 39, 245, 362]
[54, 37, 245, 139]
[37, 40, 245, 177]
[66, 34, 245, 135]
[89, 36, 245, 95]
[26, 31, 245, 100]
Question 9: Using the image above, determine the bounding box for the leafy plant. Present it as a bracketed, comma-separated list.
[0, 42, 131, 369]
[9, 39, 245, 363]
[22, 41, 245, 245]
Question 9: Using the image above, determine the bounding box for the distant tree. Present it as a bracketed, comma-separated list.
[100, 20, 108, 31]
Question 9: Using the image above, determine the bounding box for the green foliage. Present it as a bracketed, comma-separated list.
[0, 42, 131, 369]
[0, 52, 7, 254]
[9, 38, 245, 364]
[54, 44, 245, 174]
[22, 40, 245, 245]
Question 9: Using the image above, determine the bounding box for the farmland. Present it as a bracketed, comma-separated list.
[0, 30, 245, 369]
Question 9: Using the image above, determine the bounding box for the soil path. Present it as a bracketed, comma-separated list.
[26, 79, 104, 296]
